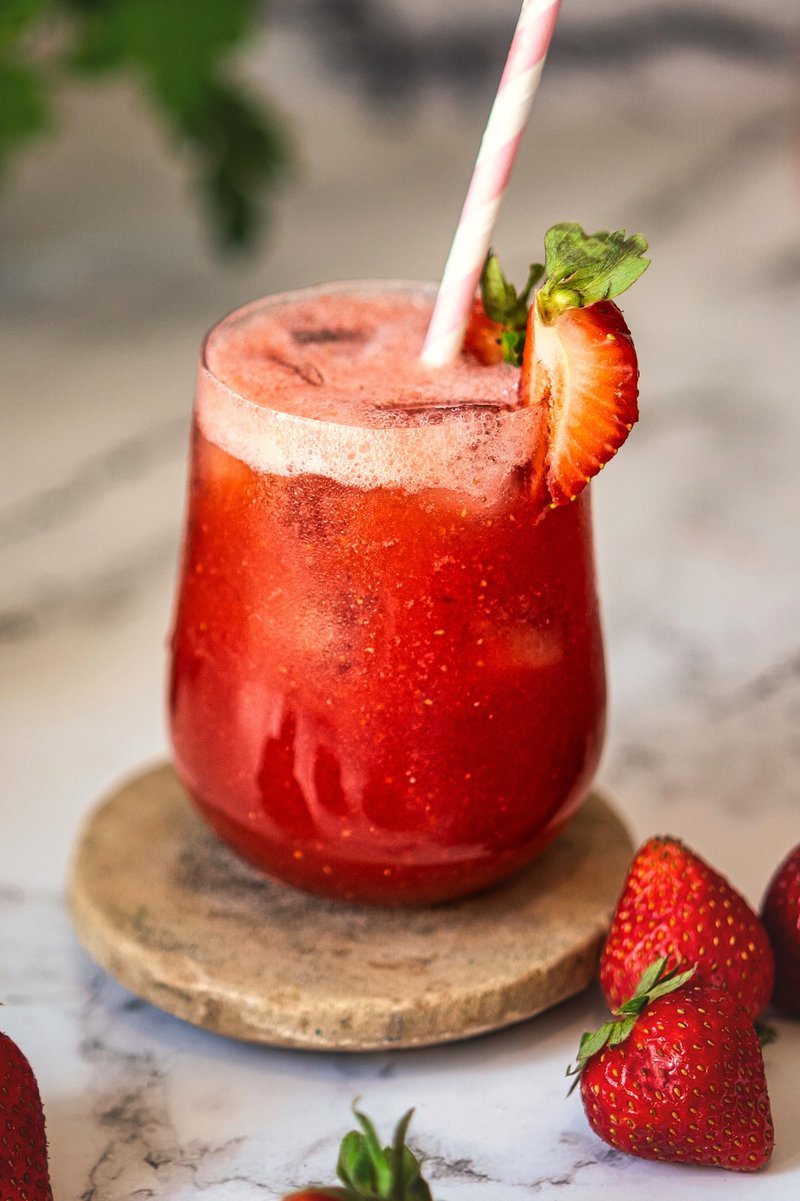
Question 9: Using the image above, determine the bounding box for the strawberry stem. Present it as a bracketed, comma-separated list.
[536, 224, 649, 325]
[567, 958, 696, 1092]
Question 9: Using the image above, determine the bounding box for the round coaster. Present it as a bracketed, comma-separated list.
[69, 763, 632, 1051]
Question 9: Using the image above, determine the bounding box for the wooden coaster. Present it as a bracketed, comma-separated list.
[69, 763, 632, 1051]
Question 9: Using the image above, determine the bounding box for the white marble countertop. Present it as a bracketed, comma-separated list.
[2, 1, 800, 1196]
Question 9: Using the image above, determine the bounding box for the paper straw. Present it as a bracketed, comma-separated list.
[420, 0, 562, 368]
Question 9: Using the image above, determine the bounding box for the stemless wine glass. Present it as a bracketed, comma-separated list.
[169, 283, 606, 905]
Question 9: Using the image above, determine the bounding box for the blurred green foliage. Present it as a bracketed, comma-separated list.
[1, 0, 290, 250]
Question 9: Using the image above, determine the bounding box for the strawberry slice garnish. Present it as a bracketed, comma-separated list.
[521, 223, 648, 506]
[468, 225, 649, 506]
[522, 297, 639, 505]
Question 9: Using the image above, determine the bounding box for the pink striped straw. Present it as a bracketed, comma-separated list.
[421, 0, 562, 368]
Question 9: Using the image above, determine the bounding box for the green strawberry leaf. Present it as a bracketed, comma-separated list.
[616, 958, 696, 1014]
[568, 958, 696, 1086]
[536, 223, 649, 324]
[755, 1021, 778, 1048]
[478, 253, 543, 365]
[500, 329, 525, 365]
[389, 1110, 413, 1200]
[607, 1014, 637, 1046]
[474, 225, 647, 364]
[481, 252, 519, 324]
[578, 1023, 617, 1061]
[480, 253, 544, 329]
[645, 964, 696, 1004]
[337, 1130, 376, 1194]
[629, 957, 666, 998]
[335, 1108, 433, 1201]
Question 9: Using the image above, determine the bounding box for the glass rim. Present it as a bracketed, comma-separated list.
[194, 279, 537, 497]
[199, 278, 442, 425]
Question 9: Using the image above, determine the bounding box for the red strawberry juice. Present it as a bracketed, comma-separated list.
[169, 283, 606, 904]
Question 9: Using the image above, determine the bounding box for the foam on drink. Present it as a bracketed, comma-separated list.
[197, 283, 538, 500]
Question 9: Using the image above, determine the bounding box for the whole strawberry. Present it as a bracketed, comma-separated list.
[463, 254, 544, 367]
[462, 297, 506, 365]
[572, 960, 774, 1172]
[283, 1108, 433, 1201]
[761, 843, 800, 1015]
[282, 1194, 342, 1200]
[0, 1031, 53, 1201]
[600, 836, 774, 1019]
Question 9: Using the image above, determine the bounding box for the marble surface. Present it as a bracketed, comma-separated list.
[2, 0, 800, 1196]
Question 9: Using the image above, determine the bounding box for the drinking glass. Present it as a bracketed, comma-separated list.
[169, 283, 606, 905]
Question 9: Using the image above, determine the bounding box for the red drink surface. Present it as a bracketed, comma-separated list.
[169, 285, 606, 905]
